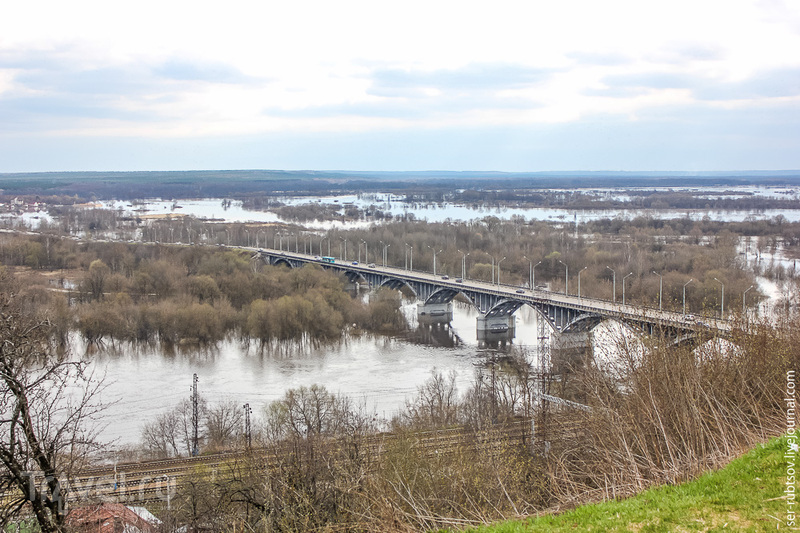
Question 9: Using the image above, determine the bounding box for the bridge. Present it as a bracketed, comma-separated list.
[254, 248, 730, 354]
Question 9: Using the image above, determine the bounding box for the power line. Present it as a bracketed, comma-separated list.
[243, 403, 253, 449]
[192, 373, 199, 457]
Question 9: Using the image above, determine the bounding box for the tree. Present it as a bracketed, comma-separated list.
[0, 272, 104, 532]
[84, 258, 110, 301]
[205, 399, 244, 451]
[399, 370, 460, 428]
[141, 397, 207, 458]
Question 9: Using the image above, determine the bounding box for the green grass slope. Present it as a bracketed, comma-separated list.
[471, 436, 794, 532]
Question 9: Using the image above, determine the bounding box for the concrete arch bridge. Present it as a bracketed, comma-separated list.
[257, 249, 730, 359]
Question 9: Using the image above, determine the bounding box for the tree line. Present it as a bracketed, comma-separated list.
[0, 234, 407, 347]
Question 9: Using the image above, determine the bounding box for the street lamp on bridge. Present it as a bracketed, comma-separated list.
[340, 237, 348, 261]
[652, 270, 663, 310]
[404, 243, 413, 271]
[497, 256, 506, 285]
[558, 260, 569, 295]
[606, 266, 616, 303]
[622, 272, 634, 306]
[683, 278, 693, 315]
[578, 266, 588, 299]
[457, 249, 469, 280]
[360, 240, 368, 263]
[428, 246, 442, 276]
[713, 277, 725, 319]
[524, 257, 541, 291]
[380, 241, 391, 267]
[744, 285, 754, 317]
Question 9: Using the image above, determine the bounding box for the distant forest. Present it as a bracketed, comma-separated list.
[2, 169, 800, 201]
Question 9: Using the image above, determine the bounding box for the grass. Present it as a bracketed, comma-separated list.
[469, 436, 794, 532]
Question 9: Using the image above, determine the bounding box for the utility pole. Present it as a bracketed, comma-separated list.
[192, 374, 199, 456]
[243, 403, 253, 449]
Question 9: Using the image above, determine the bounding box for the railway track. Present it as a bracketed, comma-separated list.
[51, 418, 580, 505]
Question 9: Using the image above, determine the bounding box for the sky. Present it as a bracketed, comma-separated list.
[1, 0, 799, 173]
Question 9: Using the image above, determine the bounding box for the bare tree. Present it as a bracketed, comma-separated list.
[399, 370, 460, 428]
[0, 273, 105, 532]
[141, 397, 207, 458]
[205, 399, 244, 451]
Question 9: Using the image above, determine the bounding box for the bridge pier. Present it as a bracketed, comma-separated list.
[551, 330, 592, 374]
[476, 315, 516, 346]
[417, 302, 453, 321]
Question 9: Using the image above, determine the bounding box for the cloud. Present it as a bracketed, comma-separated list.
[366, 63, 556, 98]
[647, 41, 727, 64]
[566, 51, 632, 66]
[588, 72, 697, 98]
[153, 59, 263, 85]
[695, 67, 800, 99]
[592, 66, 800, 100]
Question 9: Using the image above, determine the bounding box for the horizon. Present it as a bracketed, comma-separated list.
[3, 168, 800, 177]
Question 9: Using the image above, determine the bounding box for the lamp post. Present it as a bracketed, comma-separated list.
[340, 237, 348, 261]
[458, 249, 469, 280]
[578, 266, 588, 299]
[622, 272, 634, 306]
[606, 266, 616, 303]
[713, 277, 725, 319]
[404, 243, 413, 271]
[558, 260, 569, 295]
[652, 270, 663, 310]
[532, 261, 542, 291]
[428, 246, 442, 275]
[683, 278, 693, 315]
[524, 256, 541, 290]
[244, 229, 249, 247]
[744, 285, 754, 316]
[497, 256, 506, 285]
[382, 243, 391, 267]
[360, 240, 367, 263]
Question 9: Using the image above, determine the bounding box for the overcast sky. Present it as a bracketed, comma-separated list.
[1, 0, 799, 172]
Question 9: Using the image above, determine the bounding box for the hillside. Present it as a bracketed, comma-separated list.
[471, 436, 791, 532]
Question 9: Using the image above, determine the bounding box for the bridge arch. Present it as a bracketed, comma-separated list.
[272, 257, 295, 268]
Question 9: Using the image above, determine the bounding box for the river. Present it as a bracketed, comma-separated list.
[88, 300, 614, 447]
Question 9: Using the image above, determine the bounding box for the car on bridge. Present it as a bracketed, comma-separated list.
[368, 263, 376, 268]
[516, 289, 525, 294]
[351, 261, 359, 265]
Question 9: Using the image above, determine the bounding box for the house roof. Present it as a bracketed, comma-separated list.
[67, 503, 158, 533]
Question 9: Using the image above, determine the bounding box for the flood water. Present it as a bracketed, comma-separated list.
[90, 300, 581, 447]
[99, 191, 800, 231]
